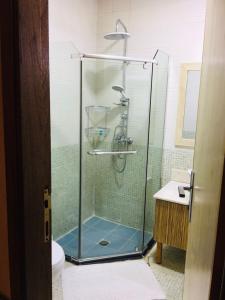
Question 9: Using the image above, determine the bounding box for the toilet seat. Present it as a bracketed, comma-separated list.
[52, 240, 65, 281]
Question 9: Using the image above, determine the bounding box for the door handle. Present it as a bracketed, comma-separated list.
[188, 169, 195, 222]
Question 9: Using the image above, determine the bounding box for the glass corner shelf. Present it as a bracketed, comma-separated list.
[85, 105, 111, 148]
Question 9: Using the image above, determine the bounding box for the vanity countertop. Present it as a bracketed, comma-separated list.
[153, 181, 190, 206]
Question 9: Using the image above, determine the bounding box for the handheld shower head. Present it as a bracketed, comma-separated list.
[112, 85, 125, 93]
[112, 85, 129, 105]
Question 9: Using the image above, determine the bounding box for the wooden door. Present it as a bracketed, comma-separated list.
[18, 0, 52, 299]
[1, 0, 52, 299]
[0, 46, 11, 300]
[183, 0, 225, 299]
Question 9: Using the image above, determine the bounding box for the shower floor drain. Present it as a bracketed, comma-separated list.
[99, 240, 110, 246]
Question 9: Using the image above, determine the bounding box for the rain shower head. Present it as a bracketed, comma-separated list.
[104, 19, 130, 41]
[104, 32, 130, 40]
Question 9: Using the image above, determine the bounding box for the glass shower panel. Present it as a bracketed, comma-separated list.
[144, 50, 169, 247]
[81, 58, 152, 259]
[50, 42, 80, 258]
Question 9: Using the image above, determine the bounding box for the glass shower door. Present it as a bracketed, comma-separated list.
[144, 50, 169, 247]
[80, 58, 152, 260]
[50, 42, 80, 259]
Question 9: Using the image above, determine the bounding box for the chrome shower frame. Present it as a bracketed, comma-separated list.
[67, 52, 161, 265]
[78, 42, 158, 174]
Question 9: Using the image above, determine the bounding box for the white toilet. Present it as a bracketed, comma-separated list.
[52, 240, 65, 282]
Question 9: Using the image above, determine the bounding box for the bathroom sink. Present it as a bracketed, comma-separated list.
[153, 181, 190, 206]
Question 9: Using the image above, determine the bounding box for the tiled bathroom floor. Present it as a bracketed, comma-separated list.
[145, 245, 186, 300]
[57, 216, 152, 259]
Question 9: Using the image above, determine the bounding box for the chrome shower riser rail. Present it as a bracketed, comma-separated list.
[74, 53, 157, 65]
[87, 150, 137, 156]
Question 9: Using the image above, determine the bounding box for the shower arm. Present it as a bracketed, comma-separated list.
[115, 19, 129, 88]
[115, 19, 128, 33]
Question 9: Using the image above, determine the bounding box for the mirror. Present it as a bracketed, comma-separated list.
[176, 63, 201, 148]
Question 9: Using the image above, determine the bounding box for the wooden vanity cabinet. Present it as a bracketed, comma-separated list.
[154, 199, 189, 264]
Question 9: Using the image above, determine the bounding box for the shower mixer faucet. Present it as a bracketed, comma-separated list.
[120, 96, 129, 104]
[112, 88, 134, 147]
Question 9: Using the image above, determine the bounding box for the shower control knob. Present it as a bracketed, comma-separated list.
[127, 137, 133, 144]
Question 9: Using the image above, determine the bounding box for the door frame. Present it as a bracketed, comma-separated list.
[1, 1, 26, 298]
[1, 0, 51, 299]
[210, 161, 225, 299]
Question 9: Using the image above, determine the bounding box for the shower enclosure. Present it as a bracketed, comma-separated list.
[50, 21, 168, 263]
[51, 51, 168, 264]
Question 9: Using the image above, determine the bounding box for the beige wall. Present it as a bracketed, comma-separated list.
[96, 0, 206, 150]
[49, 0, 98, 52]
[96, 0, 206, 184]
[49, 0, 98, 147]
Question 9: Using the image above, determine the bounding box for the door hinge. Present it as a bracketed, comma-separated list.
[44, 188, 51, 243]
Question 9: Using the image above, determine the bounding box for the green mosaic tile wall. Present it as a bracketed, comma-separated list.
[161, 148, 194, 186]
[51, 144, 95, 239]
[51, 145, 79, 239]
[94, 144, 147, 230]
[51, 143, 164, 239]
